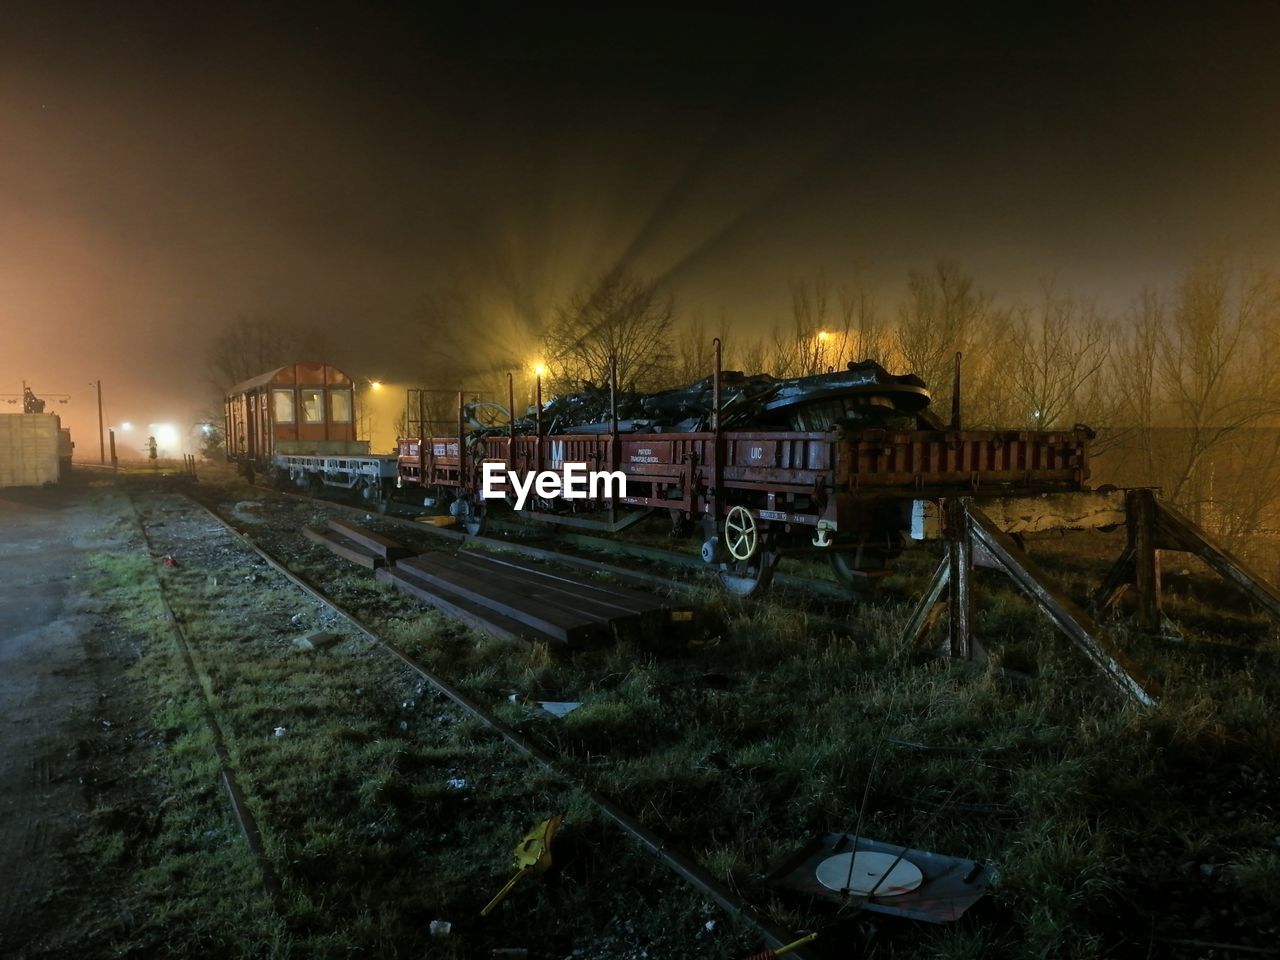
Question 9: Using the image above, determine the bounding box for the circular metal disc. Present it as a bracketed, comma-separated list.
[815, 851, 923, 897]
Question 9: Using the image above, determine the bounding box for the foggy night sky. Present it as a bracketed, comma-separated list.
[2, 5, 1279, 450]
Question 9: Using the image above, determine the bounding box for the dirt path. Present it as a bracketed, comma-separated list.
[0, 477, 135, 954]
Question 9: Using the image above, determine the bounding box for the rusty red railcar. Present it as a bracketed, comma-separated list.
[225, 362, 361, 473]
[395, 348, 1091, 595]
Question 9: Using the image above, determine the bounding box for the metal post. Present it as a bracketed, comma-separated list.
[95, 379, 105, 464]
[506, 372, 516, 485]
[711, 338, 722, 434]
[710, 337, 723, 530]
[608, 356, 619, 520]
[457, 390, 466, 489]
[1128, 488, 1162, 633]
[534, 374, 544, 476]
[950, 353, 962, 431]
[109, 429, 117, 470]
[609, 355, 618, 437]
[946, 497, 973, 659]
[507, 373, 516, 441]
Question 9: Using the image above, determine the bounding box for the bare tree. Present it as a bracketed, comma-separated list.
[776, 274, 840, 376]
[840, 283, 891, 368]
[541, 269, 676, 391]
[1209, 429, 1280, 549]
[418, 268, 541, 387]
[733, 333, 770, 376]
[1005, 281, 1115, 430]
[894, 261, 1012, 423]
[672, 311, 724, 384]
[206, 315, 323, 394]
[1155, 257, 1280, 516]
[1104, 257, 1280, 537]
[1110, 288, 1164, 479]
[763, 273, 889, 377]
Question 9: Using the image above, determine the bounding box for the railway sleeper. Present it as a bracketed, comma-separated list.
[374, 566, 551, 646]
[393, 554, 605, 645]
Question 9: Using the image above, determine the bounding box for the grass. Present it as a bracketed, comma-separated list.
[358, 512, 1280, 956]
[73, 492, 761, 958]
[52, 485, 1280, 958]
[64, 544, 288, 959]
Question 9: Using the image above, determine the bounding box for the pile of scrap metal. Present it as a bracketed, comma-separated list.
[470, 360, 932, 435]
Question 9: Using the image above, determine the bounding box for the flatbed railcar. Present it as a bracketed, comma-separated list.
[224, 362, 397, 505]
[395, 349, 1093, 595]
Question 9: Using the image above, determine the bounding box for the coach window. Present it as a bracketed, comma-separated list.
[272, 388, 296, 424]
[301, 388, 325, 424]
[329, 388, 353, 423]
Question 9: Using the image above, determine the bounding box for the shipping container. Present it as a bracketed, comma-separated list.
[0, 414, 62, 487]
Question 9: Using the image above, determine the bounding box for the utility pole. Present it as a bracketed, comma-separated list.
[93, 380, 104, 464]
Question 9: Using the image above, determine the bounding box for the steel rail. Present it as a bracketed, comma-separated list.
[182, 490, 816, 959]
[268, 482, 853, 601]
[122, 490, 284, 907]
[493, 521, 853, 599]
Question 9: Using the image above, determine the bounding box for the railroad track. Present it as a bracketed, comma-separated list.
[256, 482, 859, 603]
[121, 489, 284, 911]
[213, 483, 873, 653]
[182, 487, 820, 959]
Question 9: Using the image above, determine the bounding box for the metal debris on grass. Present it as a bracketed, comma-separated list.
[293, 630, 341, 651]
[743, 931, 818, 960]
[481, 814, 563, 916]
[507, 693, 583, 718]
[536, 700, 581, 718]
[766, 833, 993, 923]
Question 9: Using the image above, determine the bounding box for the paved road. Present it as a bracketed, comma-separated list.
[0, 477, 118, 948]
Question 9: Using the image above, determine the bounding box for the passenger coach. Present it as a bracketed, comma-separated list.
[224, 362, 375, 482]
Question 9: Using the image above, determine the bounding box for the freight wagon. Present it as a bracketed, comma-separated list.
[394, 347, 1093, 595]
[224, 362, 397, 505]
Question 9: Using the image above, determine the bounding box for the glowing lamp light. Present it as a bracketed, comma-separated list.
[817, 331, 832, 342]
[153, 424, 179, 447]
[120, 421, 133, 431]
[370, 380, 383, 391]
[532, 363, 548, 378]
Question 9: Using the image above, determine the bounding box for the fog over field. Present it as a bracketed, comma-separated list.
[2, 6, 1279, 449]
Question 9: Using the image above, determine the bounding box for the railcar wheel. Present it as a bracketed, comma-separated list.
[460, 503, 487, 536]
[724, 505, 759, 561]
[718, 551, 778, 597]
[363, 478, 391, 514]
